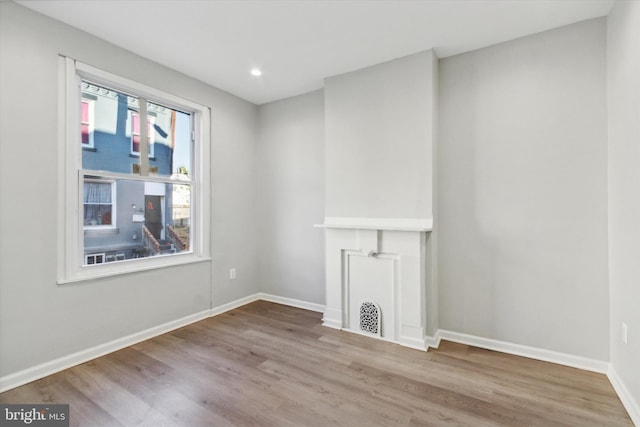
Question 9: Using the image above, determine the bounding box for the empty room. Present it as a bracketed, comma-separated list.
[0, 0, 639, 425]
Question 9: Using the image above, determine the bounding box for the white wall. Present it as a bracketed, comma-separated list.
[257, 91, 325, 305]
[438, 19, 609, 360]
[324, 50, 436, 220]
[0, 2, 258, 377]
[607, 0, 640, 419]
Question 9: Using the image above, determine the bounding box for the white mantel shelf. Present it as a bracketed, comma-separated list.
[314, 217, 433, 232]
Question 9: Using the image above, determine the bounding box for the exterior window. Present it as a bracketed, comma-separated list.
[80, 81, 192, 266]
[130, 111, 155, 157]
[85, 253, 105, 265]
[81, 99, 94, 147]
[83, 180, 114, 228]
[60, 57, 210, 283]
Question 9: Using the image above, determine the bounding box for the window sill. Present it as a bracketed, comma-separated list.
[57, 253, 211, 285]
[129, 154, 156, 161]
[82, 146, 97, 152]
[84, 227, 119, 236]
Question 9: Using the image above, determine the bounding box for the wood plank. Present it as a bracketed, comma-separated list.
[0, 301, 633, 426]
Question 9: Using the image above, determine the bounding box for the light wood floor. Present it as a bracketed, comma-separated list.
[0, 301, 633, 426]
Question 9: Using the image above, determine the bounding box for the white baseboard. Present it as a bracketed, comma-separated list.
[397, 336, 428, 352]
[437, 329, 609, 374]
[608, 365, 640, 426]
[424, 330, 442, 349]
[210, 293, 261, 316]
[337, 326, 427, 351]
[0, 293, 326, 393]
[0, 308, 211, 393]
[322, 318, 343, 329]
[257, 292, 325, 313]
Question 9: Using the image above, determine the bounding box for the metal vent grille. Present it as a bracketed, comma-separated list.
[359, 301, 381, 336]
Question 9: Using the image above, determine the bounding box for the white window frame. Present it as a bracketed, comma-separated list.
[83, 178, 116, 229]
[58, 57, 211, 284]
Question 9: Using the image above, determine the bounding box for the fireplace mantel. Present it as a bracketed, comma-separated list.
[315, 217, 433, 232]
[318, 217, 432, 351]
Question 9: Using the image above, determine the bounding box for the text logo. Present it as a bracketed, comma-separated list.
[0, 405, 69, 427]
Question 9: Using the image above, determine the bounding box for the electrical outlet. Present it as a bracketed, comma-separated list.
[622, 322, 628, 345]
[229, 268, 236, 280]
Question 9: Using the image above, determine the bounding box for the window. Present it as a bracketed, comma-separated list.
[81, 98, 94, 147]
[83, 179, 115, 228]
[59, 57, 211, 283]
[130, 111, 155, 157]
[85, 253, 105, 265]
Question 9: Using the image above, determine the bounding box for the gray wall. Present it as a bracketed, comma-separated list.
[324, 50, 436, 219]
[438, 19, 609, 360]
[607, 0, 640, 409]
[0, 0, 627, 388]
[0, 2, 258, 377]
[257, 91, 326, 304]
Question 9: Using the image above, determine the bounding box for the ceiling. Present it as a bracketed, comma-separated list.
[16, 0, 614, 105]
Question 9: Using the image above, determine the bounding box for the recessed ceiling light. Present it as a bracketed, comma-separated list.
[250, 68, 262, 77]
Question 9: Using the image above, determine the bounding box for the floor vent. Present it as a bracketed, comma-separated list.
[359, 301, 381, 337]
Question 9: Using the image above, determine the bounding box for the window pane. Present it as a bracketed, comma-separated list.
[83, 180, 115, 228]
[132, 113, 140, 134]
[170, 183, 191, 252]
[83, 176, 191, 265]
[81, 80, 191, 180]
[81, 101, 89, 122]
[132, 134, 140, 153]
[83, 180, 113, 227]
[81, 124, 90, 145]
[84, 181, 112, 204]
[84, 204, 112, 226]
[129, 112, 155, 156]
[81, 100, 92, 146]
[171, 110, 192, 178]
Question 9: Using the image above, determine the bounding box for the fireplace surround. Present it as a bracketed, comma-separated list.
[316, 217, 433, 350]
